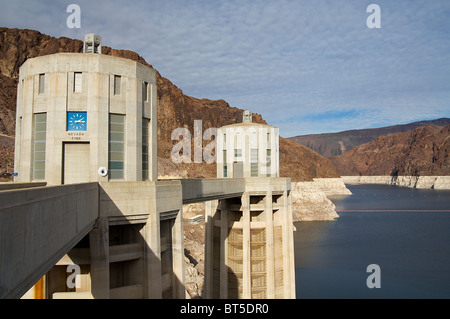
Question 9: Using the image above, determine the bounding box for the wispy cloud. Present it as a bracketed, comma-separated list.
[1, 0, 450, 137]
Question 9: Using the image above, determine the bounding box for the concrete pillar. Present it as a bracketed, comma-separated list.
[149, 83, 158, 181]
[89, 216, 110, 299]
[91, 72, 109, 183]
[282, 189, 295, 298]
[46, 72, 67, 185]
[142, 198, 162, 298]
[265, 186, 275, 298]
[220, 200, 229, 299]
[126, 78, 140, 181]
[287, 189, 296, 298]
[241, 193, 251, 298]
[171, 208, 185, 298]
[204, 200, 218, 298]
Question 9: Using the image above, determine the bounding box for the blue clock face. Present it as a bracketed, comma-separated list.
[67, 112, 87, 131]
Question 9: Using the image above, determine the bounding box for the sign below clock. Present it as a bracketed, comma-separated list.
[67, 112, 87, 131]
[67, 131, 86, 141]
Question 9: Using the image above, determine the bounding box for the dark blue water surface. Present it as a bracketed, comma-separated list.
[294, 184, 450, 299]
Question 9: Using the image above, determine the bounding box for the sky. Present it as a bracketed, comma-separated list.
[1, 0, 450, 137]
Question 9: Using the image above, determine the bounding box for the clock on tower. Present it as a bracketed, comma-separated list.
[67, 112, 87, 131]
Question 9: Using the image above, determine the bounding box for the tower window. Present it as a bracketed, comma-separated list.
[109, 114, 125, 180]
[234, 149, 242, 161]
[33, 113, 47, 180]
[251, 149, 258, 177]
[143, 81, 149, 102]
[223, 150, 227, 177]
[114, 75, 121, 95]
[142, 118, 149, 180]
[266, 149, 272, 177]
[39, 74, 45, 94]
[74, 72, 82, 93]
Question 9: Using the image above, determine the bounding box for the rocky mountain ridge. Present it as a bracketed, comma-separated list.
[330, 124, 450, 176]
[289, 118, 450, 157]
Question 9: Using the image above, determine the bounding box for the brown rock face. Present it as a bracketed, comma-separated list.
[0, 73, 17, 136]
[288, 118, 450, 157]
[279, 138, 340, 181]
[0, 27, 339, 181]
[0, 134, 14, 180]
[330, 125, 450, 176]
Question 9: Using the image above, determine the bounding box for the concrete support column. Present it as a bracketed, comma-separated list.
[204, 200, 218, 298]
[46, 72, 67, 185]
[282, 189, 295, 298]
[89, 216, 110, 299]
[125, 78, 140, 181]
[287, 190, 296, 298]
[220, 200, 229, 299]
[172, 208, 185, 298]
[265, 187, 275, 298]
[149, 84, 158, 181]
[93, 73, 109, 183]
[142, 202, 162, 298]
[241, 192, 251, 298]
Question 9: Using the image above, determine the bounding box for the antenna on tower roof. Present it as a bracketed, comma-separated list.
[83, 34, 102, 54]
[243, 109, 252, 123]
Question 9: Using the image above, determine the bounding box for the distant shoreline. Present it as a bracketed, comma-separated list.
[342, 176, 450, 190]
[291, 177, 352, 222]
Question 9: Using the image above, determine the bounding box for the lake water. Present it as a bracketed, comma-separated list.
[294, 184, 450, 299]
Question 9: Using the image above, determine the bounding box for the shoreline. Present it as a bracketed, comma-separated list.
[291, 177, 352, 222]
[342, 176, 450, 190]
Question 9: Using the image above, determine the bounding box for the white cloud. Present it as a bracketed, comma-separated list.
[1, 0, 450, 136]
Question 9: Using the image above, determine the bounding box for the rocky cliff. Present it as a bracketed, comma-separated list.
[330, 124, 450, 177]
[0, 134, 14, 180]
[291, 178, 351, 221]
[0, 27, 339, 181]
[289, 118, 450, 157]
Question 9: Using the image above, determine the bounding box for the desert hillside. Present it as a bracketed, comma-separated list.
[289, 118, 450, 157]
[330, 124, 450, 176]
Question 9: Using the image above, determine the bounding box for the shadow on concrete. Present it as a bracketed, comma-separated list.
[202, 199, 240, 299]
[1, 182, 185, 299]
[0, 183, 98, 299]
